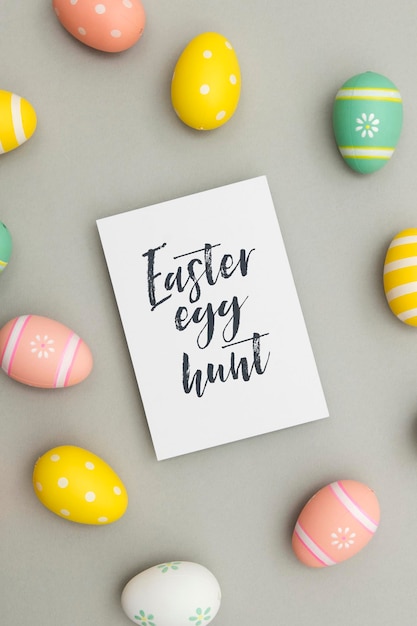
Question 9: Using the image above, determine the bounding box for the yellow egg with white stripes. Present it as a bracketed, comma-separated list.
[0, 90, 37, 154]
[383, 229, 417, 326]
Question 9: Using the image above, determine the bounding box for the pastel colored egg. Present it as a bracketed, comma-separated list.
[333, 71, 403, 174]
[121, 561, 221, 626]
[0, 222, 12, 273]
[52, 0, 146, 53]
[171, 32, 241, 130]
[0, 314, 93, 388]
[33, 445, 128, 524]
[292, 480, 380, 568]
[0, 90, 37, 154]
[383, 228, 417, 325]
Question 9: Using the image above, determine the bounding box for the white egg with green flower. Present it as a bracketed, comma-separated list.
[121, 561, 221, 626]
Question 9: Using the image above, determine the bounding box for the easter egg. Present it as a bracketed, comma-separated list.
[52, 0, 146, 53]
[0, 315, 93, 388]
[0, 90, 37, 154]
[292, 480, 380, 568]
[383, 228, 417, 325]
[171, 32, 241, 130]
[0, 222, 12, 273]
[121, 561, 221, 626]
[33, 445, 128, 524]
[333, 71, 403, 174]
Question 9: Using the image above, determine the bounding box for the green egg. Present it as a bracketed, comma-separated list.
[332, 71, 403, 174]
[0, 221, 12, 273]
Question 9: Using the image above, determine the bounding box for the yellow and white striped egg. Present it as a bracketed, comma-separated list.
[0, 90, 37, 154]
[383, 228, 417, 326]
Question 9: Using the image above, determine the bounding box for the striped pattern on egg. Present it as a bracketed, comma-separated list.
[292, 480, 380, 568]
[383, 228, 417, 326]
[0, 221, 12, 273]
[0, 90, 37, 154]
[0, 315, 93, 388]
[332, 71, 403, 174]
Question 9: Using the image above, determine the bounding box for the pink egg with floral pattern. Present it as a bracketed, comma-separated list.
[0, 315, 93, 388]
[292, 479, 380, 568]
[52, 0, 146, 53]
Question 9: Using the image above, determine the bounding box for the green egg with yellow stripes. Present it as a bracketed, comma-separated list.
[0, 221, 12, 274]
[333, 71, 403, 174]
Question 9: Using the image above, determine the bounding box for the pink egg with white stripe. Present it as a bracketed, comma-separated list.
[292, 479, 380, 568]
[0, 315, 93, 388]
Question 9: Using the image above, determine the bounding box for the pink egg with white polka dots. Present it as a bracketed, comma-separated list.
[53, 0, 146, 53]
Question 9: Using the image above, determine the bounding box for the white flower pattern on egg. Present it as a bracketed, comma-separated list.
[30, 335, 55, 359]
[331, 527, 356, 549]
[355, 113, 380, 138]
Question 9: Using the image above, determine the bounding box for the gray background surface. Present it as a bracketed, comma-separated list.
[2, 1, 417, 624]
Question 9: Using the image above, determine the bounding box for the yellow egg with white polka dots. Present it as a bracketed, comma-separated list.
[32, 445, 128, 525]
[171, 32, 241, 130]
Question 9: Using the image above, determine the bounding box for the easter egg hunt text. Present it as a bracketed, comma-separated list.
[142, 242, 270, 397]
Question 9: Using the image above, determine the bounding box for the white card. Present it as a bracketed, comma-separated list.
[97, 176, 328, 460]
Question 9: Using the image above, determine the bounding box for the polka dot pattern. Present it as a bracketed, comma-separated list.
[52, 0, 146, 53]
[171, 32, 241, 130]
[32, 445, 128, 525]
